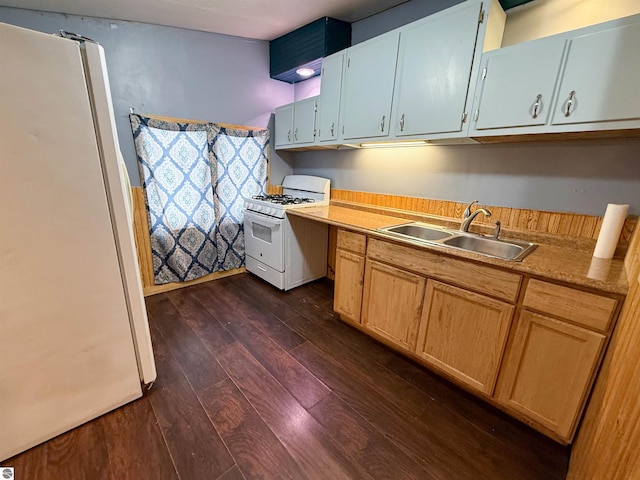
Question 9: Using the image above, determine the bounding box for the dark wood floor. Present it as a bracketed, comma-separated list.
[3, 273, 570, 479]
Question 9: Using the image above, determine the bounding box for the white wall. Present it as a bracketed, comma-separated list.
[0, 7, 295, 186]
[293, 139, 640, 216]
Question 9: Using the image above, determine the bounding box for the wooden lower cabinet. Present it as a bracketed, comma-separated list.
[332, 233, 619, 443]
[415, 281, 514, 395]
[495, 310, 606, 441]
[334, 248, 365, 323]
[361, 260, 426, 351]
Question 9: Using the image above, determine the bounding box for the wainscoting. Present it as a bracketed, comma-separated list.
[568, 222, 640, 479]
[330, 189, 636, 248]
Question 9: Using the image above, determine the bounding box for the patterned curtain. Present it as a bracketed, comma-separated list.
[130, 114, 268, 285]
[210, 125, 268, 271]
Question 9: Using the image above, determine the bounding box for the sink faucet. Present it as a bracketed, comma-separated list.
[460, 200, 491, 232]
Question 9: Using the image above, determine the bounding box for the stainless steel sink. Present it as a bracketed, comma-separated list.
[442, 235, 536, 261]
[383, 224, 452, 241]
[377, 222, 537, 261]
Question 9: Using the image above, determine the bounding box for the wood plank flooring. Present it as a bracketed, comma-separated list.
[2, 273, 570, 479]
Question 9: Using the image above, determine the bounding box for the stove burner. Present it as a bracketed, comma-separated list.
[251, 194, 315, 206]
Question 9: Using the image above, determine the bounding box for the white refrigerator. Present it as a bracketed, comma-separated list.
[0, 22, 156, 460]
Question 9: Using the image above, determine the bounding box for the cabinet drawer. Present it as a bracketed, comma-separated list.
[367, 238, 521, 302]
[523, 279, 617, 332]
[337, 229, 367, 255]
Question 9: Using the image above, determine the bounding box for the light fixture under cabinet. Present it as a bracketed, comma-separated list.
[360, 140, 429, 148]
[295, 67, 315, 77]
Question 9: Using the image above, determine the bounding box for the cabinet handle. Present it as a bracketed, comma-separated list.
[331, 122, 335, 136]
[532, 94, 543, 118]
[294, 128, 298, 141]
[400, 114, 405, 132]
[380, 115, 386, 132]
[564, 91, 576, 117]
[287, 129, 291, 142]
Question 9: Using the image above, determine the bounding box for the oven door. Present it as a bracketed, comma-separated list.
[244, 210, 285, 272]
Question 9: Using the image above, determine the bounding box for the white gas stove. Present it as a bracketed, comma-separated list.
[244, 175, 330, 219]
[243, 175, 330, 290]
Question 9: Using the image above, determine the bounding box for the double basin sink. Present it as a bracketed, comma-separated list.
[377, 222, 537, 262]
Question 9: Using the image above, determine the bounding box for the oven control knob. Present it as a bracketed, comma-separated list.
[246, 202, 253, 210]
[256, 205, 262, 211]
[269, 208, 276, 215]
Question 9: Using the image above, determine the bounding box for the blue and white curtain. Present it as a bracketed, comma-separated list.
[130, 114, 268, 285]
[211, 126, 268, 271]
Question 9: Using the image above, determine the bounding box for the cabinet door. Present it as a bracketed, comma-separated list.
[552, 21, 640, 125]
[275, 104, 294, 147]
[474, 35, 566, 130]
[392, 2, 481, 136]
[341, 32, 400, 140]
[496, 310, 605, 440]
[333, 249, 365, 323]
[293, 97, 317, 144]
[415, 281, 514, 395]
[361, 260, 426, 351]
[317, 52, 345, 142]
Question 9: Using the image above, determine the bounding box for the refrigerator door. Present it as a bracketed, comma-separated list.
[82, 41, 156, 385]
[0, 22, 145, 460]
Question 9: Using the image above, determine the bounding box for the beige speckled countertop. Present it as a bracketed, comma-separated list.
[287, 203, 629, 296]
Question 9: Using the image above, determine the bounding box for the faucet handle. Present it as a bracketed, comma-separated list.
[492, 220, 501, 239]
[463, 200, 479, 219]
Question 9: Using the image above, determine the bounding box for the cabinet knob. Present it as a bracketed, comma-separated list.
[380, 115, 386, 132]
[400, 114, 405, 132]
[330, 122, 335, 137]
[287, 129, 291, 142]
[532, 94, 543, 119]
[294, 128, 298, 141]
[564, 91, 576, 117]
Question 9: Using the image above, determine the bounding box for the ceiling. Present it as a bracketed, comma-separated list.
[0, 0, 412, 40]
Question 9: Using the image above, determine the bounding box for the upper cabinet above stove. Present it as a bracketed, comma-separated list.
[468, 14, 640, 141]
[275, 96, 318, 148]
[316, 51, 346, 143]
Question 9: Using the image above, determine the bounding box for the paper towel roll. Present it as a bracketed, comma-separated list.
[593, 204, 629, 259]
[587, 256, 611, 281]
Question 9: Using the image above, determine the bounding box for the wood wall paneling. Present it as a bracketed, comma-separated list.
[568, 223, 640, 479]
[327, 226, 338, 280]
[132, 186, 154, 289]
[330, 189, 636, 250]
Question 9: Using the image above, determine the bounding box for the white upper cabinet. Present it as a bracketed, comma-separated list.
[391, 1, 485, 137]
[472, 35, 567, 130]
[340, 31, 400, 141]
[293, 96, 317, 144]
[551, 22, 640, 126]
[317, 51, 345, 143]
[470, 14, 640, 138]
[274, 96, 317, 149]
[275, 103, 294, 147]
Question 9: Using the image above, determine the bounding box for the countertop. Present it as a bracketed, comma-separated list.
[287, 203, 629, 296]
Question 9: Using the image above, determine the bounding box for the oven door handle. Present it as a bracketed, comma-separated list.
[245, 213, 282, 229]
